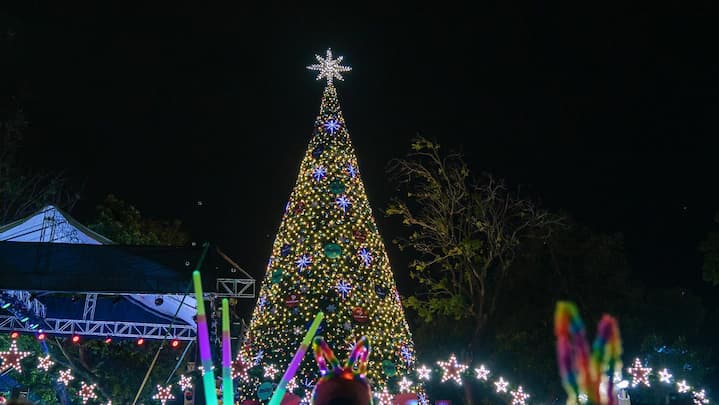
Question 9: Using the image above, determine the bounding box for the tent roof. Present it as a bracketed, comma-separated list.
[0, 205, 113, 244]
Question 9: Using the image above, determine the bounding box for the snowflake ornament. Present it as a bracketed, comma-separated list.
[494, 377, 509, 393]
[358, 248, 373, 267]
[153, 384, 175, 405]
[417, 364, 432, 380]
[296, 254, 312, 271]
[178, 374, 193, 391]
[336, 195, 352, 212]
[37, 355, 54, 372]
[78, 382, 98, 404]
[400, 345, 413, 365]
[510, 386, 530, 405]
[312, 166, 327, 181]
[335, 280, 352, 299]
[437, 354, 468, 385]
[323, 119, 341, 134]
[253, 350, 265, 365]
[307, 49, 352, 85]
[57, 368, 74, 386]
[417, 392, 429, 405]
[347, 163, 357, 178]
[475, 365, 491, 381]
[627, 358, 652, 387]
[0, 339, 32, 373]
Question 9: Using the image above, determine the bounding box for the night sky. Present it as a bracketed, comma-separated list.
[3, 4, 719, 291]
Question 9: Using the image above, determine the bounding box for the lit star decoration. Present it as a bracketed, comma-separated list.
[306, 49, 352, 85]
[37, 355, 54, 372]
[0, 339, 32, 373]
[510, 386, 530, 405]
[398, 377, 413, 393]
[437, 354, 468, 385]
[335, 280, 352, 299]
[296, 254, 312, 271]
[78, 381, 98, 404]
[658, 368, 673, 383]
[264, 364, 279, 379]
[376, 387, 394, 405]
[336, 195, 351, 212]
[323, 119, 341, 134]
[57, 368, 74, 386]
[179, 374, 193, 391]
[358, 248, 373, 266]
[152, 384, 175, 405]
[678, 380, 692, 393]
[232, 353, 250, 381]
[417, 365, 432, 380]
[475, 365, 490, 381]
[693, 390, 709, 405]
[495, 377, 509, 393]
[627, 358, 652, 387]
[286, 377, 298, 393]
[313, 166, 327, 181]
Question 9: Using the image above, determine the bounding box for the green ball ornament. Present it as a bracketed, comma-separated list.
[382, 360, 397, 377]
[323, 243, 342, 258]
[271, 269, 283, 284]
[329, 180, 346, 194]
[257, 382, 274, 400]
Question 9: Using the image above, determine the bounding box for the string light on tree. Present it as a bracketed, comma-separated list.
[475, 365, 490, 381]
[398, 377, 413, 393]
[78, 381, 98, 404]
[178, 374, 193, 391]
[36, 355, 54, 372]
[494, 377, 509, 393]
[510, 386, 530, 405]
[57, 368, 74, 386]
[417, 365, 431, 380]
[0, 339, 32, 373]
[677, 380, 692, 393]
[658, 368, 673, 383]
[693, 390, 709, 405]
[306, 49, 352, 85]
[152, 385, 175, 405]
[437, 354, 468, 385]
[627, 358, 652, 387]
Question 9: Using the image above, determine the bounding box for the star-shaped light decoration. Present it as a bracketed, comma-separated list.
[78, 381, 98, 404]
[307, 49, 352, 85]
[178, 374, 193, 391]
[677, 380, 692, 393]
[37, 354, 54, 372]
[437, 354, 468, 385]
[494, 377, 509, 393]
[57, 368, 75, 386]
[232, 353, 250, 381]
[627, 358, 652, 387]
[152, 384, 175, 405]
[375, 387, 394, 405]
[287, 376, 299, 393]
[398, 377, 413, 393]
[335, 280, 352, 299]
[475, 365, 491, 381]
[693, 390, 709, 405]
[264, 364, 279, 379]
[510, 386, 530, 405]
[417, 364, 432, 380]
[658, 368, 673, 383]
[0, 339, 32, 373]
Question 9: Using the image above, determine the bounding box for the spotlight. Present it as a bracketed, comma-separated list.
[37, 332, 46, 341]
[1, 302, 11, 309]
[9, 331, 20, 339]
[170, 339, 180, 349]
[19, 316, 29, 322]
[137, 338, 145, 346]
[103, 336, 112, 344]
[71, 334, 80, 344]
[154, 296, 164, 306]
[28, 323, 39, 330]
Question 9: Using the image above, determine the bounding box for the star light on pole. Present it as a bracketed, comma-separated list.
[677, 380, 691, 393]
[417, 364, 432, 380]
[475, 365, 491, 381]
[153, 384, 175, 405]
[376, 387, 394, 405]
[232, 353, 250, 381]
[494, 377, 509, 393]
[57, 368, 74, 386]
[37, 354, 54, 372]
[78, 381, 98, 404]
[693, 390, 709, 405]
[178, 374, 193, 391]
[0, 339, 32, 373]
[264, 364, 279, 379]
[398, 376, 413, 393]
[307, 49, 352, 85]
[627, 358, 652, 387]
[437, 354, 468, 385]
[510, 386, 530, 405]
[658, 368, 673, 383]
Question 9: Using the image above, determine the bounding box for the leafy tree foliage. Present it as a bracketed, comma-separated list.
[700, 212, 719, 286]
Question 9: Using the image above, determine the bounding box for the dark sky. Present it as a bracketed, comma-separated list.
[3, 3, 719, 289]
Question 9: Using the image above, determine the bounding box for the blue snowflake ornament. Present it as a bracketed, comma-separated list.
[358, 248, 373, 267]
[323, 119, 341, 134]
[295, 254, 312, 271]
[312, 166, 327, 181]
[335, 195, 352, 212]
[335, 280, 352, 299]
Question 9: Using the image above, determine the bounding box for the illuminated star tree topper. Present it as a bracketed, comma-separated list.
[0, 340, 32, 373]
[306, 49, 352, 85]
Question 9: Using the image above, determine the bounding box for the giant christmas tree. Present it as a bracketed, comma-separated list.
[238, 50, 417, 401]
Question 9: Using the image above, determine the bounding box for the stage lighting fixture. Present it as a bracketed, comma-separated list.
[71, 335, 80, 344]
